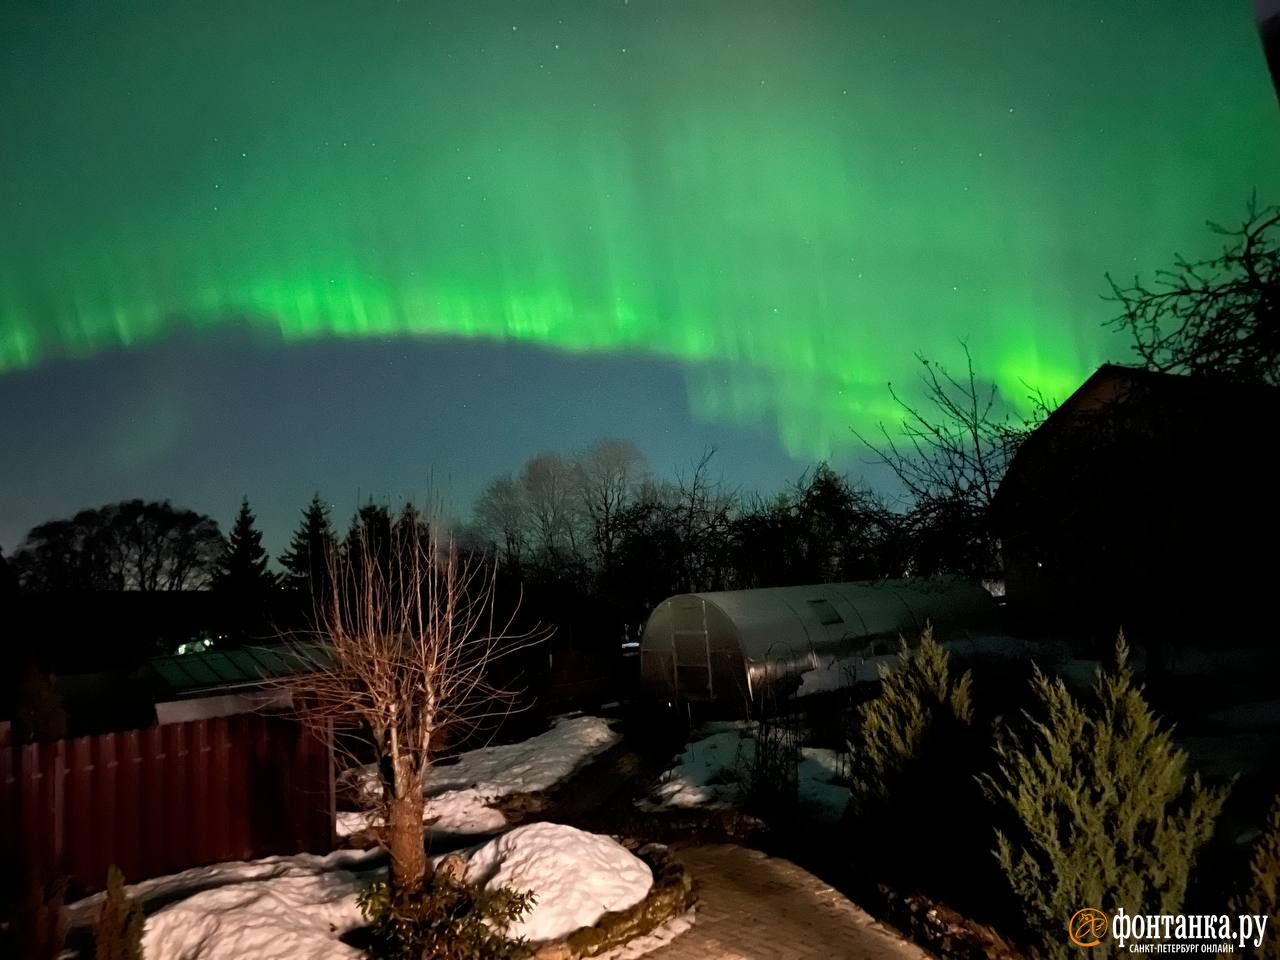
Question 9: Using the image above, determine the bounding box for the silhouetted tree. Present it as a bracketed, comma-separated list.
[473, 475, 528, 569]
[216, 498, 276, 593]
[572, 437, 647, 574]
[792, 463, 897, 582]
[724, 466, 898, 589]
[858, 346, 1045, 578]
[520, 453, 583, 568]
[668, 447, 736, 592]
[279, 494, 338, 602]
[610, 483, 688, 622]
[0, 545, 16, 596]
[11, 500, 224, 591]
[345, 500, 394, 585]
[215, 497, 277, 643]
[1107, 197, 1280, 386]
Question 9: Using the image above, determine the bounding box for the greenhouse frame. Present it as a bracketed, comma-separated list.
[639, 576, 997, 707]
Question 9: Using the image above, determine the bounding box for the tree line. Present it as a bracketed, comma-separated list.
[2, 197, 1276, 655]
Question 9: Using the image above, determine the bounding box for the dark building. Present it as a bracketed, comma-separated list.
[992, 364, 1280, 646]
[1260, 0, 1280, 103]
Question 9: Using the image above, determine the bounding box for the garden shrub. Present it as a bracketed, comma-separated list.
[984, 634, 1227, 960]
[1231, 794, 1280, 960]
[738, 704, 801, 820]
[356, 870, 534, 960]
[94, 865, 145, 960]
[846, 626, 988, 904]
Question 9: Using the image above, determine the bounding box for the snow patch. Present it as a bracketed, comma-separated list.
[797, 747, 853, 818]
[466, 823, 653, 943]
[66, 848, 382, 930]
[81, 823, 650, 959]
[338, 714, 619, 837]
[642, 721, 850, 818]
[642, 722, 745, 810]
[140, 870, 367, 960]
[797, 652, 897, 695]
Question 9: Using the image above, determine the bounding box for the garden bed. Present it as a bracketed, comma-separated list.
[526, 841, 695, 960]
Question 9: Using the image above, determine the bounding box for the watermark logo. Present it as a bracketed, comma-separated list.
[1070, 908, 1109, 947]
[1068, 907, 1269, 952]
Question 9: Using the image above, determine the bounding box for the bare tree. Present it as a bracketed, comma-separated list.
[857, 345, 1048, 577]
[520, 453, 582, 563]
[473, 474, 529, 568]
[1107, 197, 1280, 385]
[572, 438, 646, 572]
[285, 510, 542, 898]
[671, 447, 737, 592]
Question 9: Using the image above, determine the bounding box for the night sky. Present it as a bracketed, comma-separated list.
[2, 0, 1278, 555]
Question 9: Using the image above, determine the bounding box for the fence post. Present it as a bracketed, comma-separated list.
[327, 718, 337, 849]
[118, 729, 142, 883]
[51, 741, 65, 879]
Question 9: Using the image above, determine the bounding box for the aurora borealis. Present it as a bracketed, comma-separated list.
[2, 0, 1279, 549]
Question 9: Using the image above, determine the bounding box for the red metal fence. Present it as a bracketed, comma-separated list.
[0, 713, 334, 897]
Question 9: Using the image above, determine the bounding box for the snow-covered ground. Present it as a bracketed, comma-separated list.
[641, 721, 851, 819]
[337, 714, 619, 837]
[65, 849, 384, 932]
[140, 867, 369, 960]
[73, 824, 651, 960]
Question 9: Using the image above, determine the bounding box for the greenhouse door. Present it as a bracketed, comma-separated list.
[671, 596, 713, 700]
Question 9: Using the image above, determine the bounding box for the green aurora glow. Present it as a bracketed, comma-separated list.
[2, 0, 1278, 456]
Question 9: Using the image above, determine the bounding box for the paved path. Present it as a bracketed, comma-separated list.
[642, 845, 933, 960]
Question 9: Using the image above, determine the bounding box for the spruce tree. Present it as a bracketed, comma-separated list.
[984, 634, 1227, 960]
[345, 501, 393, 585]
[279, 494, 337, 602]
[215, 497, 277, 643]
[1232, 794, 1280, 960]
[215, 498, 276, 595]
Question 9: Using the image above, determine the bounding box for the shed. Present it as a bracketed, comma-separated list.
[147, 642, 330, 724]
[640, 577, 997, 706]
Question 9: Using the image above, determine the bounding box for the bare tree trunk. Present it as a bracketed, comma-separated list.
[386, 791, 429, 897]
[282, 513, 541, 901]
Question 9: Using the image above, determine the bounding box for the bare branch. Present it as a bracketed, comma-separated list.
[1105, 199, 1280, 385]
[277, 509, 547, 896]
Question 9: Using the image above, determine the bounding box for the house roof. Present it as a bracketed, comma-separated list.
[147, 642, 331, 698]
[1035, 363, 1279, 425]
[993, 363, 1280, 517]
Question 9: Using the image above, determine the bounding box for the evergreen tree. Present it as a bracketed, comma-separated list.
[215, 497, 277, 643]
[215, 498, 276, 595]
[984, 635, 1226, 960]
[345, 500, 393, 586]
[1232, 794, 1280, 960]
[279, 494, 337, 602]
[846, 628, 986, 903]
[92, 866, 143, 960]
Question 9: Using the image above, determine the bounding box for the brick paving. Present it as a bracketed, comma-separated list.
[643, 845, 934, 960]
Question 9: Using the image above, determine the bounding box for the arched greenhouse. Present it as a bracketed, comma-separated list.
[639, 576, 997, 707]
